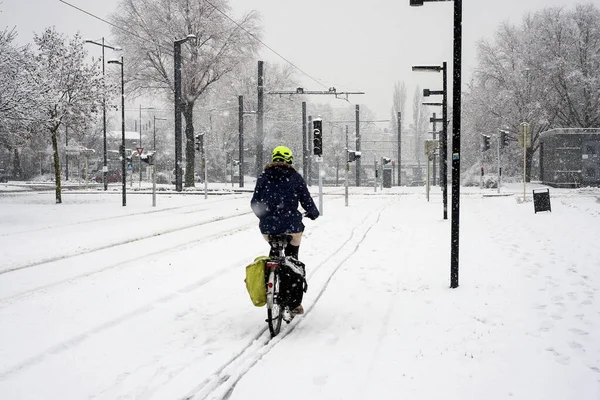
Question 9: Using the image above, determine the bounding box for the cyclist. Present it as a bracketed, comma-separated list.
[250, 146, 319, 315]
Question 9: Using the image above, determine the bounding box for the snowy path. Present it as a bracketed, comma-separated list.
[0, 188, 599, 399]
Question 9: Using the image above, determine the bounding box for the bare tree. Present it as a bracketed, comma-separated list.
[412, 85, 428, 164]
[389, 81, 407, 136]
[110, 0, 261, 187]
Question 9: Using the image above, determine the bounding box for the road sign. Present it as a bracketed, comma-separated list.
[518, 122, 531, 148]
[424, 139, 439, 158]
[136, 147, 144, 155]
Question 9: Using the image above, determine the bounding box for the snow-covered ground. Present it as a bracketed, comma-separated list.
[0, 182, 599, 399]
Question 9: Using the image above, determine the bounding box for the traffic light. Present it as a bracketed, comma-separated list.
[481, 134, 491, 152]
[500, 131, 510, 148]
[347, 150, 361, 163]
[313, 118, 323, 156]
[140, 151, 155, 165]
[195, 134, 202, 152]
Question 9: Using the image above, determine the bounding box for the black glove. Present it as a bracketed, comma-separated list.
[306, 212, 318, 220]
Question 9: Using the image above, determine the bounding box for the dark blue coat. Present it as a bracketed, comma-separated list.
[250, 162, 319, 234]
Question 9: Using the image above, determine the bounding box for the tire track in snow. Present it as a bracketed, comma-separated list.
[0, 246, 256, 381]
[180, 201, 391, 400]
[0, 196, 351, 381]
[0, 220, 257, 306]
[0, 210, 254, 275]
[0, 194, 247, 237]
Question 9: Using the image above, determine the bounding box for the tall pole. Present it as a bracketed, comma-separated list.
[256, 61, 264, 176]
[523, 134, 527, 201]
[174, 41, 183, 192]
[432, 112, 437, 186]
[238, 95, 244, 188]
[101, 38, 108, 191]
[307, 115, 313, 186]
[442, 61, 448, 220]
[450, 0, 462, 289]
[497, 131, 501, 194]
[65, 124, 69, 181]
[302, 101, 307, 180]
[119, 58, 126, 206]
[345, 125, 349, 206]
[139, 104, 142, 187]
[153, 116, 157, 150]
[397, 112, 402, 186]
[355, 105, 361, 186]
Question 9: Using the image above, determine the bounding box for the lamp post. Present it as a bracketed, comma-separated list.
[173, 34, 196, 192]
[410, 0, 462, 288]
[85, 38, 121, 191]
[413, 62, 448, 220]
[108, 57, 126, 206]
[153, 116, 167, 151]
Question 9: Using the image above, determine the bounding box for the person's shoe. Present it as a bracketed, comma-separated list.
[291, 305, 304, 315]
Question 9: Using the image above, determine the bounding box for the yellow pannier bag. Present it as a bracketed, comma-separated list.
[245, 256, 269, 307]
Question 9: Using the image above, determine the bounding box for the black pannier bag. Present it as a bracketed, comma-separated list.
[276, 257, 308, 309]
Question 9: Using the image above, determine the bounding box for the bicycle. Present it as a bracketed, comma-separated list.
[264, 234, 296, 337]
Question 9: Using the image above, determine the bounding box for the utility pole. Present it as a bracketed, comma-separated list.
[432, 112, 437, 186]
[65, 124, 69, 181]
[345, 125, 349, 206]
[302, 102, 307, 181]
[397, 112, 402, 186]
[238, 95, 244, 188]
[307, 115, 313, 186]
[355, 105, 361, 186]
[256, 61, 264, 176]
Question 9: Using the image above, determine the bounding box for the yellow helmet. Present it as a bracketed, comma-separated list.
[272, 146, 293, 164]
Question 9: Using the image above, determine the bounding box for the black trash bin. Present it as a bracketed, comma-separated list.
[383, 169, 392, 188]
[533, 189, 551, 213]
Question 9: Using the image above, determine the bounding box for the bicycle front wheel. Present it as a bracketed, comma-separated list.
[266, 270, 283, 337]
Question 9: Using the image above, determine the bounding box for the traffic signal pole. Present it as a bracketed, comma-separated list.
[497, 132, 501, 194]
[345, 125, 349, 207]
[313, 118, 323, 216]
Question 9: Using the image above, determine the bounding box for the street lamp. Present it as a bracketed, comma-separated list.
[413, 63, 448, 220]
[107, 57, 126, 207]
[410, 0, 462, 289]
[85, 38, 121, 191]
[174, 34, 196, 192]
[153, 116, 167, 151]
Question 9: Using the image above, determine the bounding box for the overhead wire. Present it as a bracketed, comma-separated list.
[59, 0, 331, 91]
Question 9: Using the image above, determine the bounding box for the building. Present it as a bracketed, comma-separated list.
[539, 128, 600, 187]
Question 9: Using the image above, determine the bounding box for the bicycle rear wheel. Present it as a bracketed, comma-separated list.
[266, 270, 283, 337]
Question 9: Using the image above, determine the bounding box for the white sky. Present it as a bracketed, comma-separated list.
[3, 0, 600, 119]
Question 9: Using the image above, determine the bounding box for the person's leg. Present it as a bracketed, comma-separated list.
[262, 234, 279, 257]
[285, 232, 303, 259]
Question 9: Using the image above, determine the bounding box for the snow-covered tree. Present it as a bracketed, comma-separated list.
[0, 28, 38, 151]
[464, 3, 600, 181]
[110, 0, 261, 187]
[32, 27, 104, 203]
